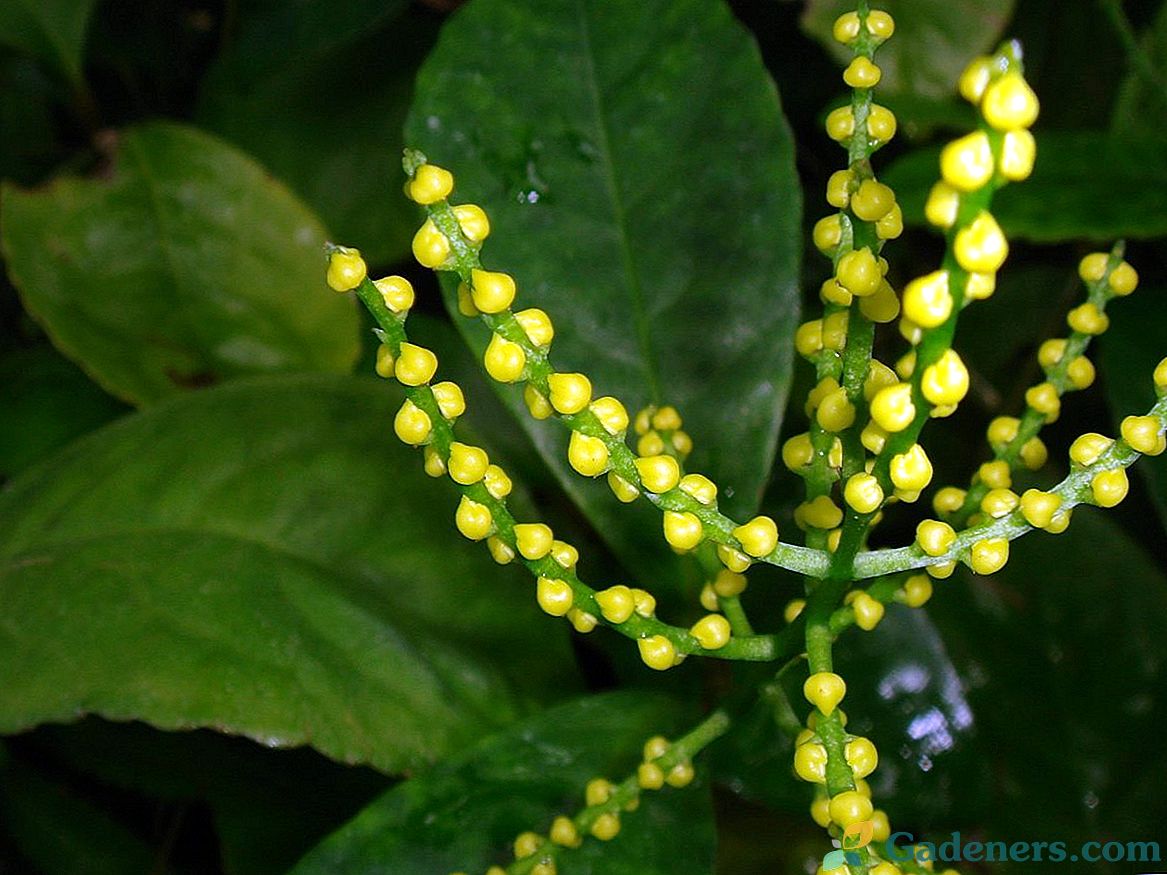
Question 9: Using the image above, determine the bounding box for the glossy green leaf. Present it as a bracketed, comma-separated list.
[711, 608, 989, 828]
[801, 0, 1015, 98]
[292, 692, 714, 875]
[0, 374, 577, 772]
[927, 512, 1167, 849]
[1102, 286, 1167, 532]
[0, 122, 360, 406]
[405, 0, 801, 574]
[0, 344, 127, 478]
[0, 0, 96, 85]
[883, 131, 1167, 241]
[198, 4, 433, 266]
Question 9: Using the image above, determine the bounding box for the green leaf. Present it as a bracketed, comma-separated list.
[801, 0, 1015, 98]
[0, 121, 361, 406]
[0, 743, 159, 875]
[1110, 0, 1167, 139]
[0, 374, 577, 772]
[26, 719, 393, 875]
[1102, 286, 1167, 532]
[404, 0, 801, 572]
[711, 608, 990, 828]
[197, 4, 433, 266]
[0, 344, 127, 478]
[291, 691, 715, 875]
[883, 131, 1167, 242]
[927, 512, 1167, 846]
[0, 0, 95, 85]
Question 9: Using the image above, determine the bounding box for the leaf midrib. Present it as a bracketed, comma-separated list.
[574, 0, 662, 403]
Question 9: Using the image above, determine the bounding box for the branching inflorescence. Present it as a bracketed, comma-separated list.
[322, 2, 1167, 872]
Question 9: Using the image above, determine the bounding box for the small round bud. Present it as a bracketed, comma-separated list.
[733, 515, 779, 557]
[374, 275, 414, 311]
[916, 519, 956, 557]
[969, 538, 1010, 574]
[804, 671, 846, 715]
[981, 72, 1039, 130]
[411, 219, 450, 268]
[634, 454, 680, 493]
[568, 431, 610, 477]
[536, 576, 574, 616]
[326, 247, 367, 292]
[690, 614, 732, 650]
[941, 131, 994, 192]
[547, 372, 592, 414]
[638, 635, 677, 671]
[407, 163, 453, 204]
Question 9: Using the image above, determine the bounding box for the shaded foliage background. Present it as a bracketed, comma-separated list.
[1, 0, 1165, 872]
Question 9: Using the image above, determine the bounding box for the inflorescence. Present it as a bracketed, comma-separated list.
[322, 3, 1166, 871]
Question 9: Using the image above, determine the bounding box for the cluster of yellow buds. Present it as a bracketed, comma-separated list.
[320, 5, 1167, 871]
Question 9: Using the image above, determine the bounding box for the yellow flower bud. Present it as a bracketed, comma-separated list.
[916, 519, 955, 557]
[836, 247, 883, 297]
[920, 348, 969, 406]
[850, 179, 895, 222]
[889, 443, 933, 492]
[1091, 468, 1129, 507]
[844, 472, 883, 514]
[549, 815, 580, 848]
[452, 203, 490, 243]
[804, 671, 846, 715]
[843, 56, 881, 89]
[958, 56, 993, 103]
[924, 182, 960, 229]
[469, 268, 517, 314]
[733, 515, 779, 557]
[1122, 415, 1166, 455]
[638, 635, 676, 671]
[411, 219, 450, 268]
[590, 812, 621, 841]
[866, 10, 894, 38]
[902, 574, 933, 607]
[326, 246, 367, 292]
[933, 486, 967, 515]
[547, 372, 592, 414]
[567, 431, 610, 477]
[407, 163, 453, 204]
[902, 271, 952, 328]
[870, 382, 917, 432]
[1020, 489, 1061, 529]
[813, 214, 844, 252]
[825, 106, 855, 143]
[941, 131, 994, 192]
[484, 334, 526, 383]
[607, 471, 639, 503]
[829, 790, 873, 827]
[999, 129, 1036, 181]
[690, 614, 731, 650]
[486, 535, 515, 565]
[394, 342, 438, 387]
[851, 592, 885, 631]
[713, 569, 747, 597]
[981, 72, 1039, 131]
[1109, 261, 1139, 295]
[374, 344, 395, 379]
[374, 275, 414, 312]
[454, 496, 492, 541]
[832, 11, 860, 44]
[590, 396, 629, 435]
[524, 384, 553, 419]
[969, 538, 1010, 574]
[536, 576, 574, 616]
[634, 454, 680, 493]
[1026, 382, 1061, 421]
[826, 169, 853, 208]
[1067, 302, 1109, 335]
[867, 104, 897, 142]
[595, 585, 636, 624]
[955, 210, 1008, 274]
[663, 511, 703, 551]
[514, 307, 554, 347]
[447, 442, 489, 485]
[393, 399, 431, 446]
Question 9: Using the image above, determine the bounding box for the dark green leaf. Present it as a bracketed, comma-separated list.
[927, 512, 1167, 854]
[405, 0, 801, 576]
[0, 57, 64, 185]
[0, 0, 95, 85]
[0, 344, 127, 478]
[801, 0, 1015, 98]
[1102, 286, 1167, 532]
[1110, 0, 1167, 139]
[198, 5, 434, 266]
[711, 608, 990, 829]
[211, 0, 408, 86]
[0, 743, 158, 875]
[0, 374, 578, 772]
[292, 691, 715, 875]
[883, 131, 1167, 242]
[0, 122, 361, 405]
[25, 719, 393, 875]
